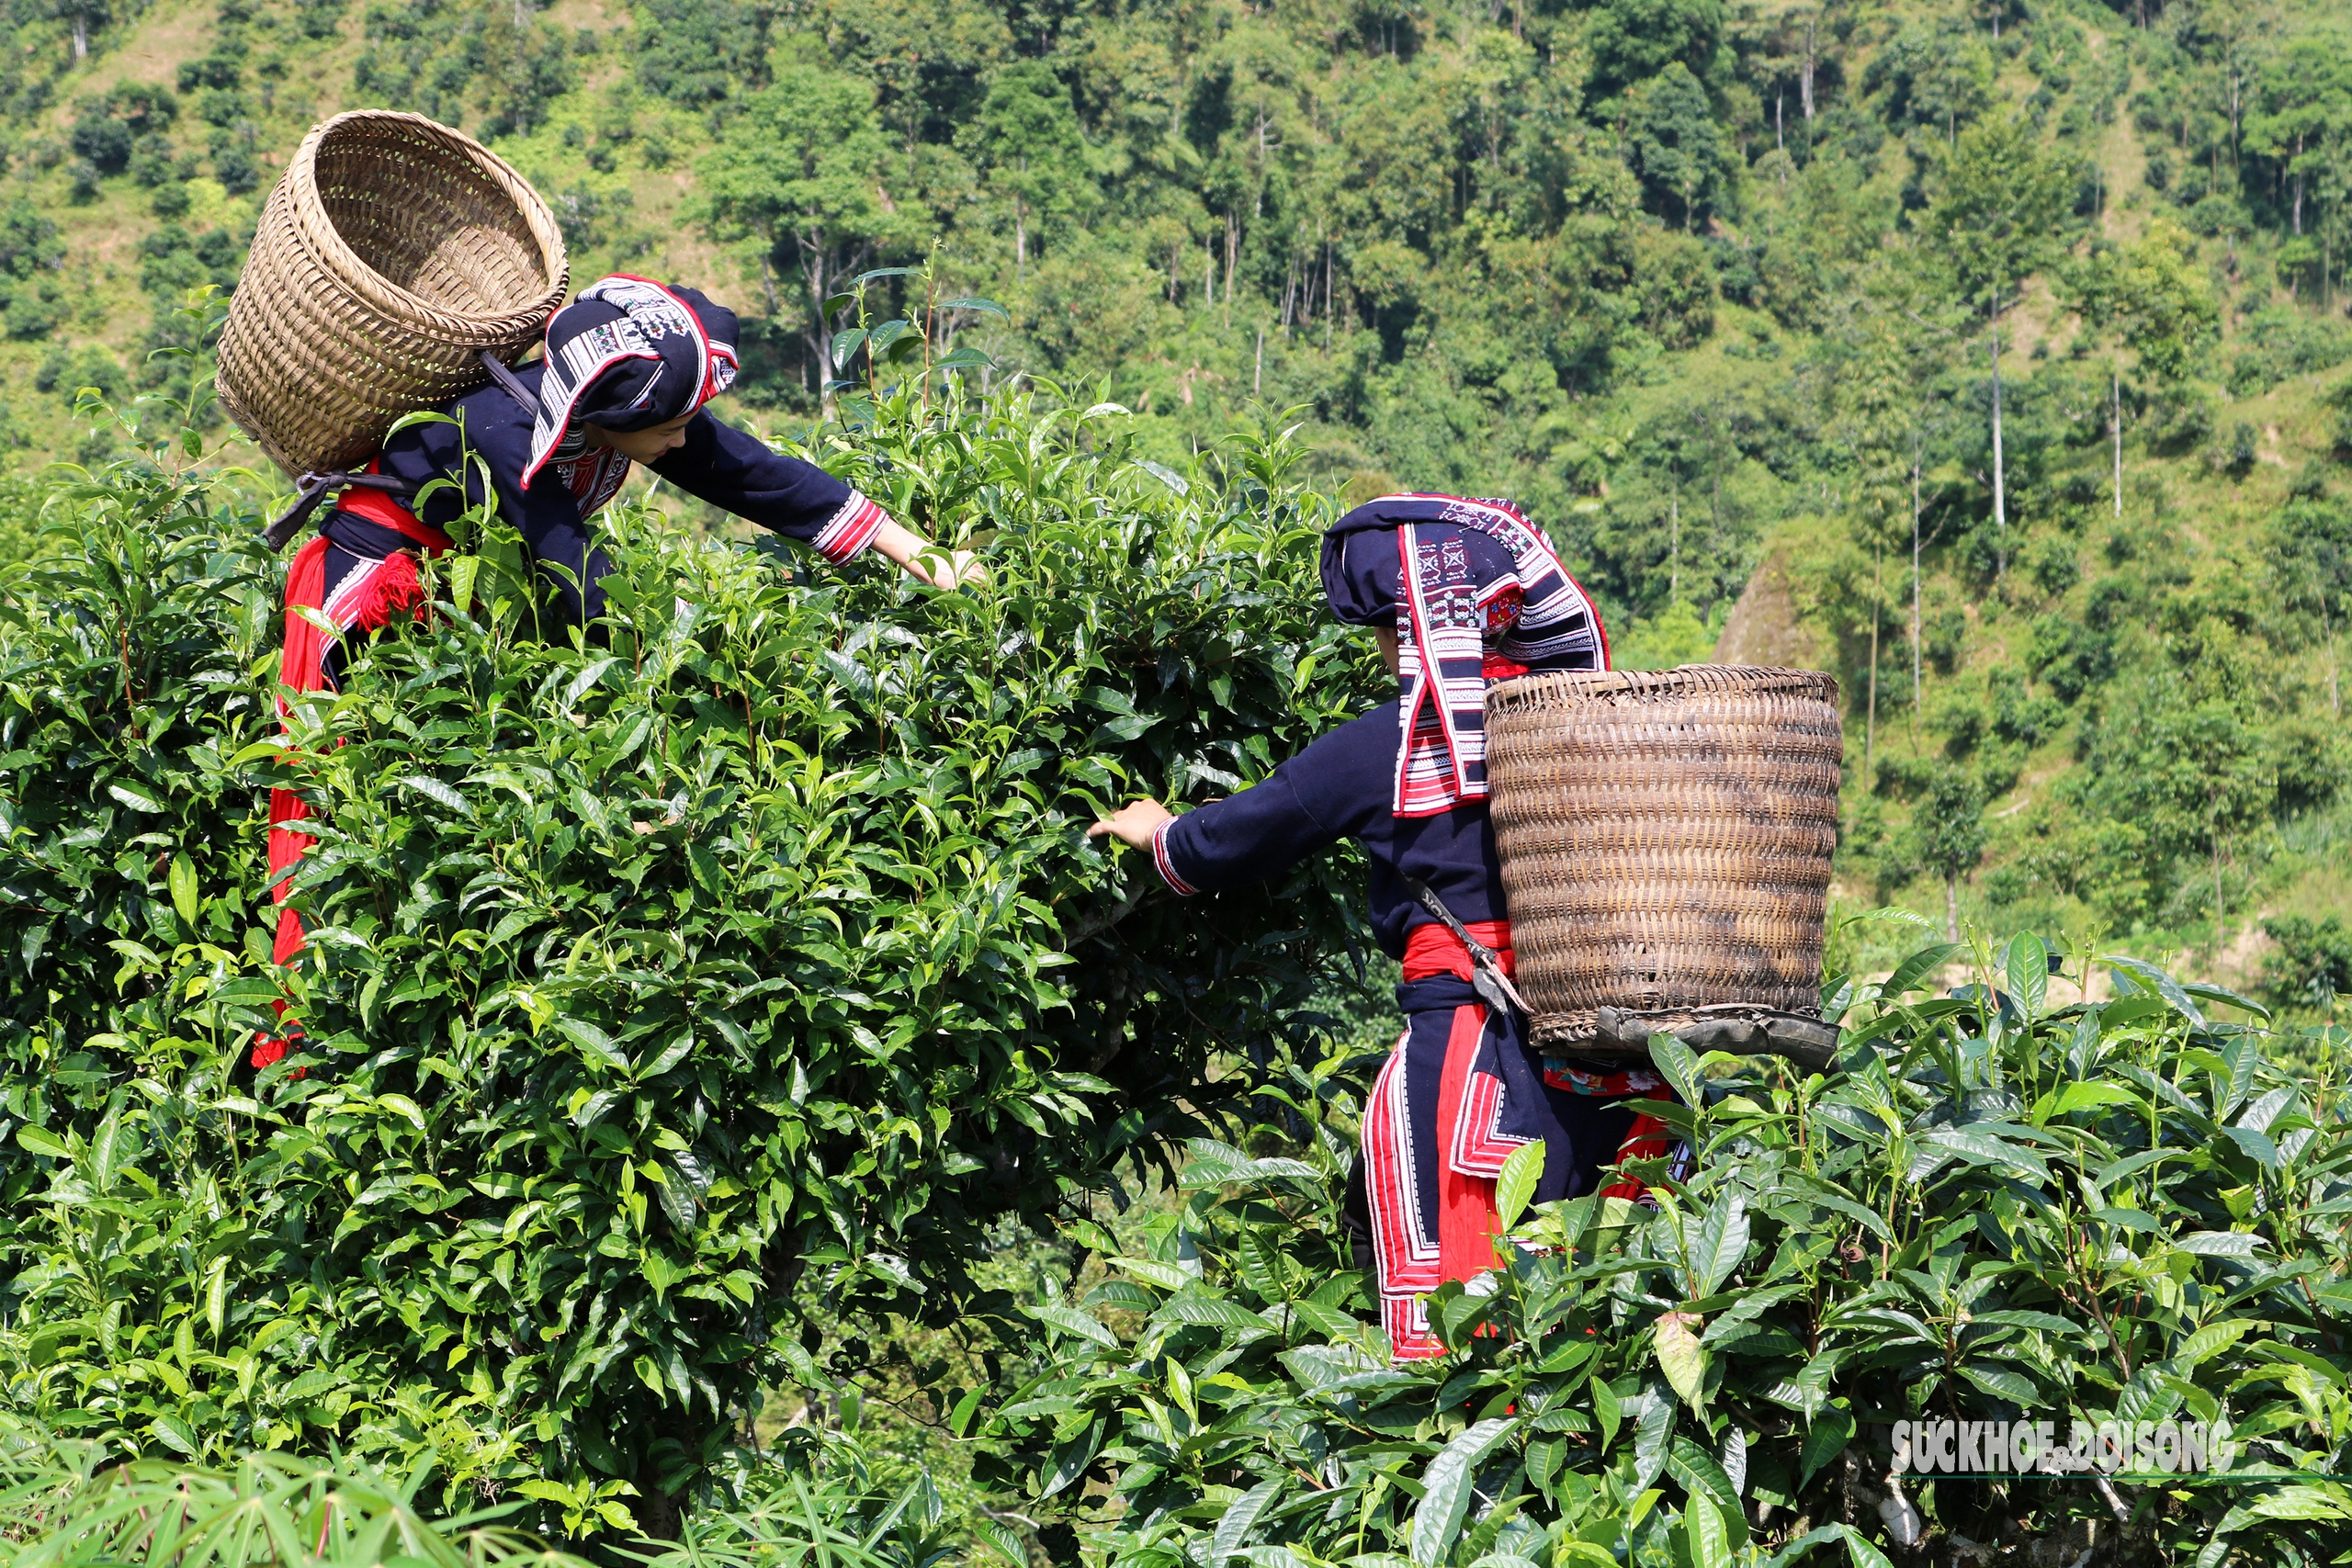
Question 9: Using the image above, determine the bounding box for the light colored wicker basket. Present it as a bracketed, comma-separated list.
[1485, 664, 1843, 1055]
[216, 110, 568, 479]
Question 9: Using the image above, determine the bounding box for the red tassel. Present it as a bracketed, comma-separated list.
[259, 522, 442, 1088]
[346, 548, 427, 634]
[250, 1024, 308, 1078]
[1598, 1093, 1679, 1204]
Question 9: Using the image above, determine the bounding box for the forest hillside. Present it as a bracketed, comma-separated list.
[0, 0, 2346, 1002]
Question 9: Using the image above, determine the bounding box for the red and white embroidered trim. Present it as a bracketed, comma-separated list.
[812, 492, 888, 564]
[1149, 818, 1198, 896]
[1364, 1039, 1447, 1360]
[1448, 1058, 1525, 1179]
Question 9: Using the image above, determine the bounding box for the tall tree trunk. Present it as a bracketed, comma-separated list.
[2211, 821, 2224, 952]
[1224, 213, 1238, 327]
[2112, 360, 2122, 518]
[1802, 17, 1815, 126]
[1254, 327, 1264, 395]
[807, 252, 831, 387]
[2229, 68, 2241, 164]
[1669, 497, 1679, 601]
[1912, 441, 1923, 706]
[72, 14, 87, 61]
[1946, 873, 1960, 943]
[1989, 310, 2007, 577]
[1867, 541, 1881, 787]
[2325, 597, 2340, 715]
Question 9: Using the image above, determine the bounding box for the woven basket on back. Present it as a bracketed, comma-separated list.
[1485, 664, 1843, 1055]
[216, 110, 568, 479]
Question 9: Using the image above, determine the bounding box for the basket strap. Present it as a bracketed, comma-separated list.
[1403, 874, 1531, 1019]
[262, 471, 423, 553]
[261, 351, 533, 553]
[478, 349, 543, 417]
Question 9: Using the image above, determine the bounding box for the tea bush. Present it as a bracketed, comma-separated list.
[991, 936, 2352, 1567]
[0, 1415, 941, 1568]
[0, 379, 1387, 1528]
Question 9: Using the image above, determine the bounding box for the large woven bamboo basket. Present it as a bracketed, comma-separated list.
[1485, 664, 1843, 1055]
[216, 110, 568, 478]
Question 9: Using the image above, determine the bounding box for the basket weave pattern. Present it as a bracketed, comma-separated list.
[217, 110, 568, 478]
[1485, 665, 1843, 1054]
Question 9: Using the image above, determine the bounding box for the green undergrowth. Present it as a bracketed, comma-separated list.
[0, 1416, 951, 1568]
[5, 0, 2349, 981]
[0, 374, 1387, 1530]
[967, 937, 2352, 1568]
[5, 375, 2352, 1564]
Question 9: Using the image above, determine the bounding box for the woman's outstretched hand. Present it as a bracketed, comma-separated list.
[1087, 799, 1173, 850]
[871, 519, 988, 590]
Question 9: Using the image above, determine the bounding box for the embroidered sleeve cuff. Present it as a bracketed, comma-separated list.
[1150, 818, 1199, 897]
[812, 491, 888, 564]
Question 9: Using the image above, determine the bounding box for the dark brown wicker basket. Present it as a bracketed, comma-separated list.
[216, 110, 568, 479]
[1485, 664, 1843, 1055]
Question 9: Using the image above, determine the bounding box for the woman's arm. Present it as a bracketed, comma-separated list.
[1088, 800, 1174, 850]
[869, 518, 986, 591]
[1089, 705, 1393, 896]
[1091, 776, 1338, 898]
[650, 415, 982, 588]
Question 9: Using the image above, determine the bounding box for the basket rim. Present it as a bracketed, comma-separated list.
[285, 108, 568, 338]
[1488, 662, 1838, 706]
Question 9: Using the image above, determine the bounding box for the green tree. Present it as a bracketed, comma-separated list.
[2261, 914, 2352, 1017]
[1923, 118, 2071, 576]
[1863, 18, 1995, 141]
[2267, 495, 2351, 718]
[55, 0, 109, 63]
[966, 61, 1093, 281]
[1907, 764, 1987, 941]
[2243, 38, 2352, 249]
[353, 4, 575, 138]
[2064, 217, 2220, 517]
[636, 0, 776, 106]
[697, 63, 910, 388]
[1827, 310, 1936, 784]
[1582, 0, 1723, 103]
[0, 204, 63, 281]
[2087, 694, 2278, 947]
[1625, 62, 1729, 230]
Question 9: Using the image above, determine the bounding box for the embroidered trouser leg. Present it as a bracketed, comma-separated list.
[254, 540, 429, 1069]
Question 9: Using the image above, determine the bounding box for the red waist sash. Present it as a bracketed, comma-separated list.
[1401, 917, 1513, 984]
[337, 461, 455, 553]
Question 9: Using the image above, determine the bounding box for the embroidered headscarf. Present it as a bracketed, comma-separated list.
[524, 275, 741, 488]
[1320, 494, 1608, 818]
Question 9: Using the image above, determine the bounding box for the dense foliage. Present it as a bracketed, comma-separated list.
[0, 1417, 947, 1568]
[0, 3, 2349, 1561]
[988, 933, 2352, 1567]
[0, 378, 1386, 1526]
[2, 0, 2346, 960]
